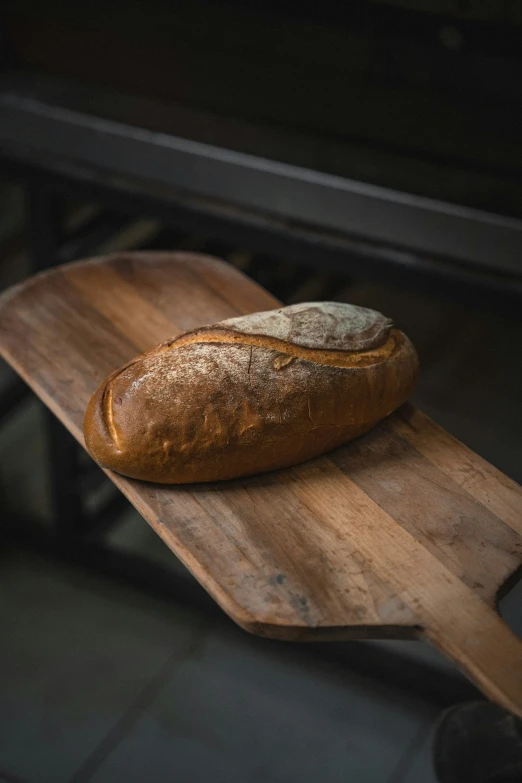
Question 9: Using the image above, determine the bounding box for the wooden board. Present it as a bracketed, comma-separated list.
[0, 251, 521, 715]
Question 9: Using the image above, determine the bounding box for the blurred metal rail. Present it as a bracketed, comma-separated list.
[1, 74, 522, 277]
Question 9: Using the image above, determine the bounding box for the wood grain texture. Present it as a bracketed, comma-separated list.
[0, 251, 521, 714]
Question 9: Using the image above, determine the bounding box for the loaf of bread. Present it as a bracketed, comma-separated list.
[84, 302, 419, 483]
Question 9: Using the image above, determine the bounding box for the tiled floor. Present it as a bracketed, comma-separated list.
[0, 549, 197, 783]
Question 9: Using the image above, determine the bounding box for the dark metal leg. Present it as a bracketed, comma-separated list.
[24, 182, 87, 539]
[434, 701, 522, 783]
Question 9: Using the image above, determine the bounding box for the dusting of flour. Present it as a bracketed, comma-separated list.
[217, 301, 391, 352]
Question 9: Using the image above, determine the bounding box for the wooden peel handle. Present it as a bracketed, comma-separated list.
[424, 601, 522, 718]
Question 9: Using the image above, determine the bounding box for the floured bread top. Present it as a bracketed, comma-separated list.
[194, 302, 392, 353]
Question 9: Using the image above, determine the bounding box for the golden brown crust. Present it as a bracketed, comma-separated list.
[84, 302, 419, 483]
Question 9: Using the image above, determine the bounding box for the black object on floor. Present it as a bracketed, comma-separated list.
[434, 701, 522, 783]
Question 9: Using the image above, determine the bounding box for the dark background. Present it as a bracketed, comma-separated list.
[1, 2, 521, 781]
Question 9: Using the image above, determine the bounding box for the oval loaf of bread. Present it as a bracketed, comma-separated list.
[84, 302, 419, 483]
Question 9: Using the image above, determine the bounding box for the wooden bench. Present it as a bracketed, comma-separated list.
[0, 251, 521, 715]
